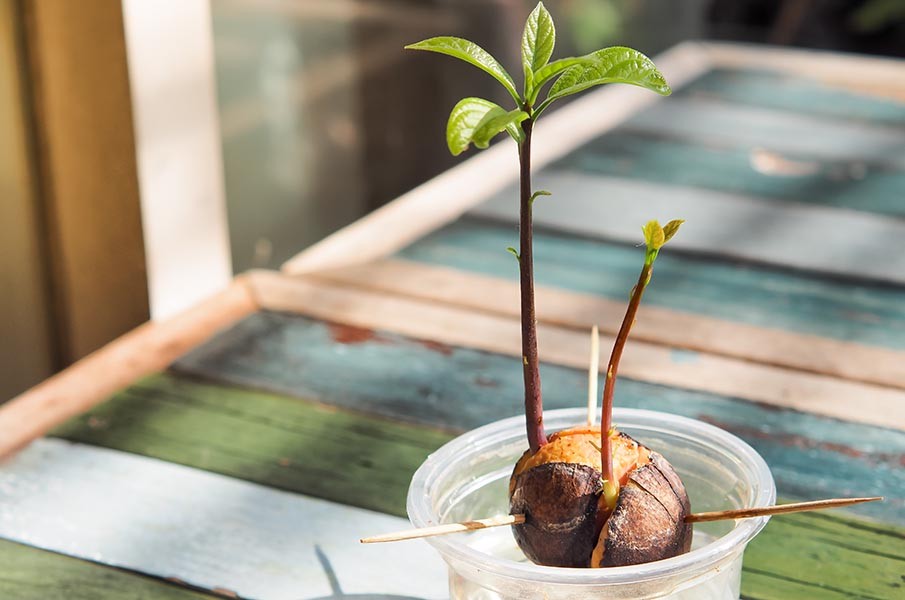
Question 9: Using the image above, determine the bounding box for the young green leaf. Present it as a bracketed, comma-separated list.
[473, 108, 529, 148]
[537, 46, 671, 115]
[507, 246, 520, 262]
[446, 98, 526, 155]
[642, 220, 665, 251]
[406, 37, 520, 104]
[662, 219, 685, 243]
[529, 55, 598, 103]
[521, 2, 555, 97]
[529, 190, 552, 205]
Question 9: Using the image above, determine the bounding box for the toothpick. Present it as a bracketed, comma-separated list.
[684, 496, 882, 523]
[360, 514, 524, 544]
[587, 325, 599, 427]
[360, 497, 881, 543]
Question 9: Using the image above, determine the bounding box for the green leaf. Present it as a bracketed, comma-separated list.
[521, 2, 555, 97]
[662, 219, 685, 243]
[446, 98, 526, 156]
[507, 247, 520, 262]
[473, 108, 529, 149]
[406, 37, 520, 103]
[642, 220, 665, 250]
[529, 190, 552, 205]
[537, 46, 671, 114]
[530, 55, 597, 103]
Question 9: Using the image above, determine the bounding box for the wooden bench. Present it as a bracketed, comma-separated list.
[1, 42, 903, 599]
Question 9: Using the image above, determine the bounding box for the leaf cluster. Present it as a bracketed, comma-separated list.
[642, 219, 684, 265]
[405, 2, 671, 156]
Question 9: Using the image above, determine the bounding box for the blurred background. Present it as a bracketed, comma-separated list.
[2, 0, 905, 400]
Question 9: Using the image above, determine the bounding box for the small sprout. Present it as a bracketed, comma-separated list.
[530, 190, 552, 205]
[642, 219, 684, 265]
[507, 247, 521, 262]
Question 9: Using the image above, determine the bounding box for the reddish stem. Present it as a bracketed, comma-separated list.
[601, 263, 652, 485]
[519, 119, 546, 453]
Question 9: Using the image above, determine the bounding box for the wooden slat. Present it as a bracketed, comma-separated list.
[43, 373, 905, 598]
[622, 97, 905, 167]
[0, 438, 447, 599]
[248, 271, 905, 432]
[471, 170, 905, 286]
[0, 278, 257, 458]
[0, 539, 217, 600]
[311, 258, 905, 389]
[281, 42, 709, 275]
[550, 131, 905, 217]
[742, 512, 905, 600]
[703, 42, 905, 102]
[675, 68, 905, 126]
[172, 315, 904, 523]
[51, 374, 451, 518]
[396, 218, 905, 352]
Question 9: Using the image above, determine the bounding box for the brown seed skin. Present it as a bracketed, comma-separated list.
[510, 461, 602, 567]
[508, 427, 650, 568]
[591, 452, 693, 568]
[509, 427, 692, 568]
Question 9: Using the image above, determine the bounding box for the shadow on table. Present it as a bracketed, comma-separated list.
[308, 546, 433, 600]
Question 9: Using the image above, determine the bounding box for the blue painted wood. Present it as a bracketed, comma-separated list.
[549, 131, 905, 217]
[173, 311, 905, 525]
[395, 218, 905, 351]
[620, 98, 905, 167]
[676, 68, 905, 126]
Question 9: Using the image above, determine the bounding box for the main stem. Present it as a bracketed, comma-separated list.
[519, 118, 546, 453]
[601, 263, 652, 485]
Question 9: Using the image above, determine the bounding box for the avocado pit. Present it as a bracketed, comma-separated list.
[509, 425, 692, 568]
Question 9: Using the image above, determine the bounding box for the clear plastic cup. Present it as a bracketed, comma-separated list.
[407, 408, 775, 599]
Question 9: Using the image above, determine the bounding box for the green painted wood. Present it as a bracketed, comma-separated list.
[48, 371, 904, 599]
[678, 68, 905, 127]
[742, 511, 905, 600]
[550, 131, 905, 217]
[397, 218, 905, 351]
[171, 313, 905, 525]
[0, 538, 215, 600]
[51, 373, 451, 518]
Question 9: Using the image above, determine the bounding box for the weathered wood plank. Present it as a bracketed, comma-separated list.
[677, 68, 905, 126]
[398, 218, 905, 351]
[0, 278, 257, 458]
[247, 271, 905, 432]
[470, 171, 905, 286]
[0, 439, 447, 600]
[0, 538, 217, 600]
[51, 373, 451, 518]
[312, 259, 905, 390]
[622, 97, 905, 167]
[742, 512, 905, 600]
[172, 315, 905, 524]
[703, 43, 905, 103]
[550, 131, 905, 217]
[43, 372, 905, 599]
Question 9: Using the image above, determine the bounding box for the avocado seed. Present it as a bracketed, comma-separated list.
[509, 426, 692, 568]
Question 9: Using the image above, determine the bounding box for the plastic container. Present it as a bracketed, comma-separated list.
[407, 408, 775, 599]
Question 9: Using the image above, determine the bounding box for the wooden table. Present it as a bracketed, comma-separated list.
[1, 42, 904, 599]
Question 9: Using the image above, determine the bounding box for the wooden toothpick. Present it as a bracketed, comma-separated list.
[684, 496, 882, 523]
[361, 514, 524, 544]
[587, 325, 599, 427]
[360, 497, 881, 544]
